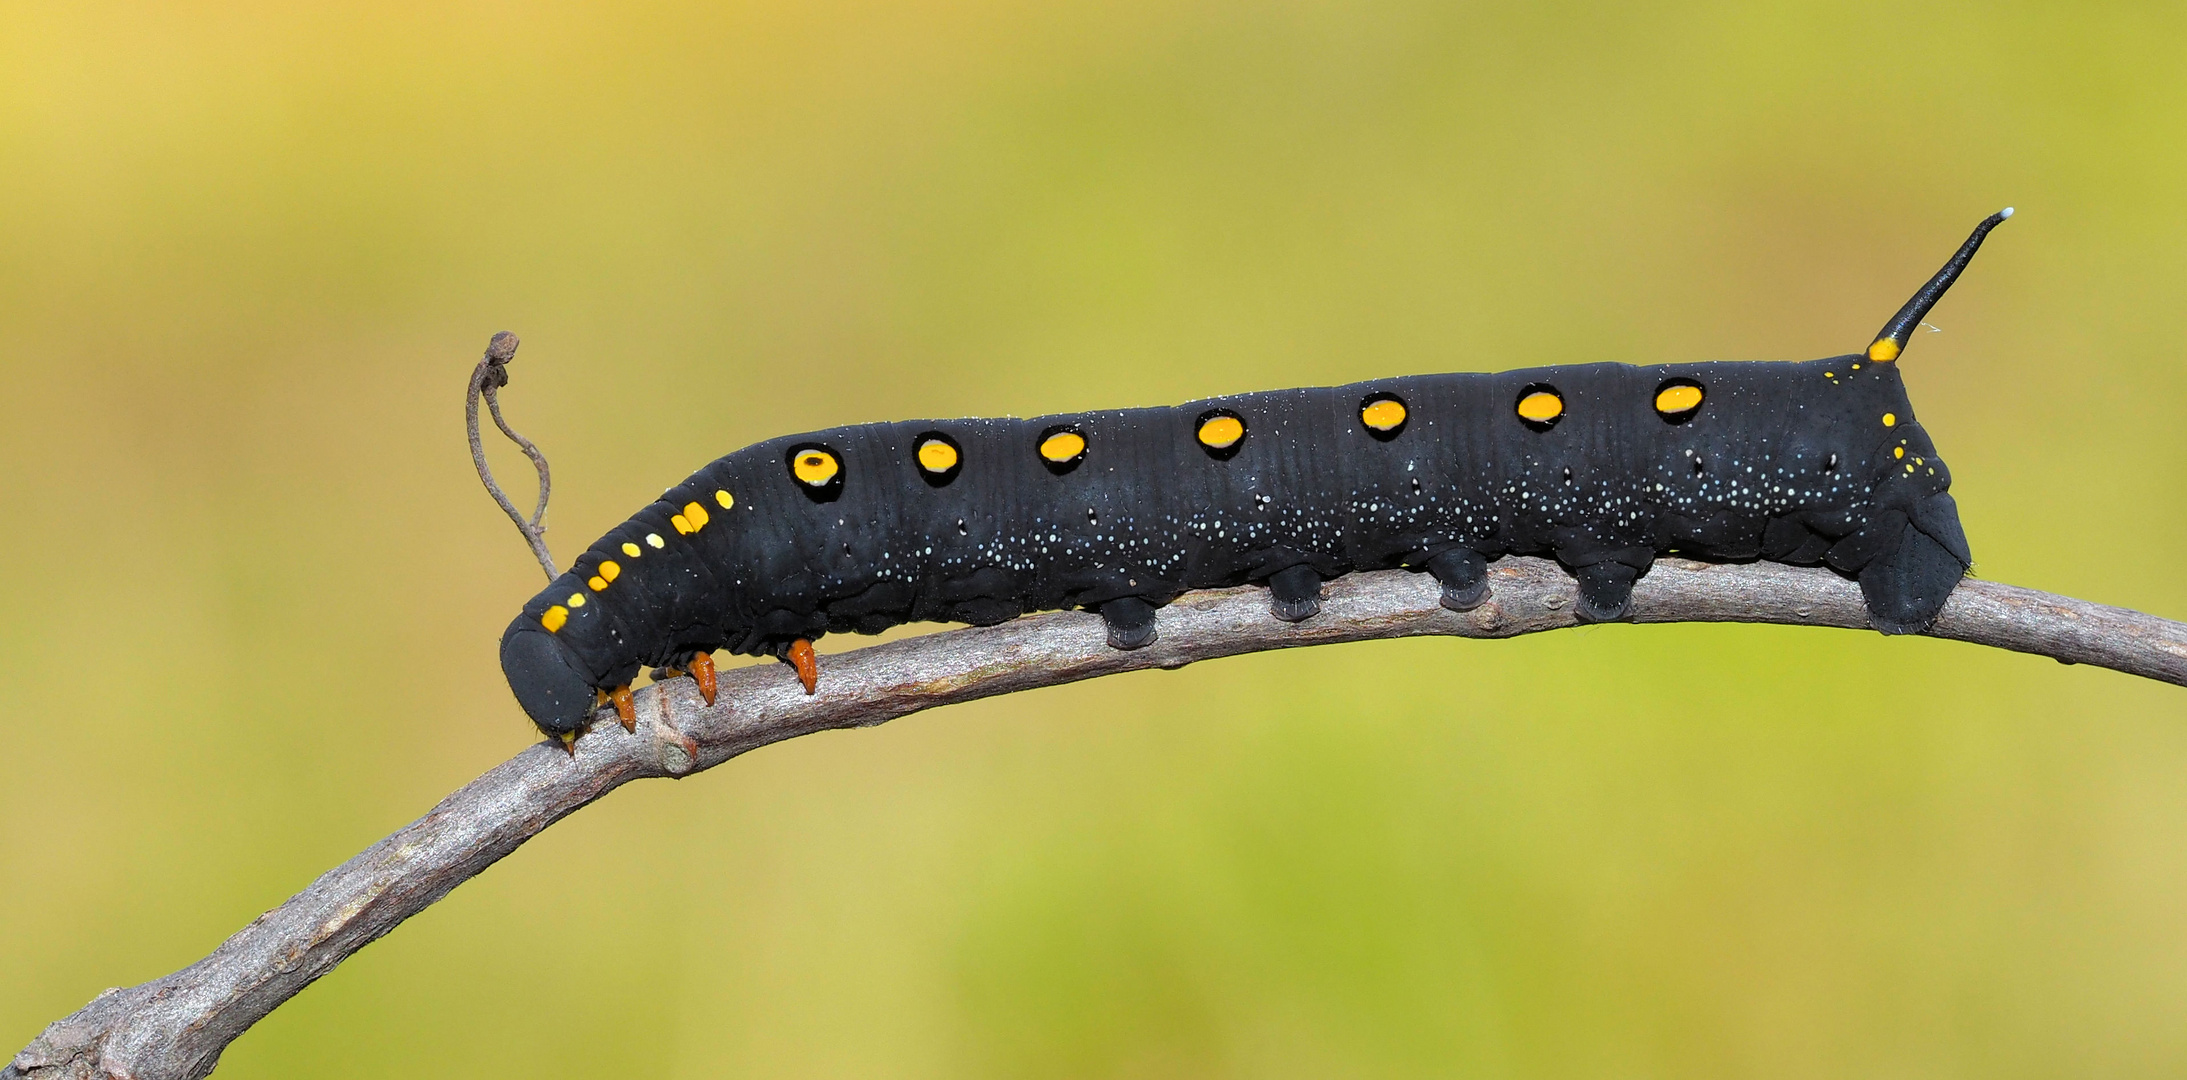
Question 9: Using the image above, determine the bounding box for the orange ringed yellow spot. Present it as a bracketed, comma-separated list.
[1360, 398, 1406, 431]
[1894, 446, 1905, 459]
[599, 560, 620, 582]
[1516, 391, 1563, 423]
[682, 501, 710, 530]
[793, 451, 840, 486]
[1868, 339, 1901, 362]
[1040, 431, 1086, 463]
[671, 514, 693, 534]
[541, 605, 568, 633]
[1197, 415, 1245, 449]
[1654, 384, 1703, 415]
[917, 439, 959, 473]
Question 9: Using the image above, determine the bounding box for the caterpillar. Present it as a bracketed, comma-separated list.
[501, 210, 2010, 748]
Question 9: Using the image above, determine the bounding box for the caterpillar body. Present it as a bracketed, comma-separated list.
[501, 211, 2010, 744]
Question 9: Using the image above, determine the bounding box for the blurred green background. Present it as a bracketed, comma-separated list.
[3, 1, 2185, 1076]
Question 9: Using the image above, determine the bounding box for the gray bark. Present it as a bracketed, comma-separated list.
[10, 558, 2184, 1079]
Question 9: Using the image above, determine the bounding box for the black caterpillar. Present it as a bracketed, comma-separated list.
[502, 211, 2010, 746]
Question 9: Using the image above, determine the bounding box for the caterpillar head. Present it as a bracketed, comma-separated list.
[500, 618, 596, 739]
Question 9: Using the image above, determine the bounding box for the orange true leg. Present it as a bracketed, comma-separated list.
[611, 685, 637, 732]
[689, 651, 718, 706]
[787, 639, 819, 695]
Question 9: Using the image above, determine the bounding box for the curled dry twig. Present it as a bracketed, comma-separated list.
[467, 331, 558, 580]
[8, 558, 2185, 1080]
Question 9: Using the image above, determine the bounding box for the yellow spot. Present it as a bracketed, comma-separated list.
[1197, 414, 1245, 449]
[622, 542, 641, 558]
[1906, 464, 1916, 474]
[1868, 338, 1901, 362]
[682, 501, 710, 530]
[1360, 398, 1407, 432]
[588, 575, 608, 592]
[1882, 412, 1897, 427]
[672, 514, 692, 534]
[1824, 371, 1834, 378]
[567, 593, 586, 608]
[1516, 390, 1563, 423]
[715, 489, 734, 509]
[1851, 363, 1862, 370]
[793, 450, 840, 486]
[917, 439, 959, 473]
[599, 560, 620, 582]
[1654, 384, 1703, 415]
[541, 605, 568, 633]
[646, 533, 665, 549]
[1040, 431, 1086, 463]
[1894, 447, 1905, 459]
[1914, 457, 1924, 465]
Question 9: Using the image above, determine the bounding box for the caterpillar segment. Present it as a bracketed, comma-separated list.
[499, 212, 2009, 749]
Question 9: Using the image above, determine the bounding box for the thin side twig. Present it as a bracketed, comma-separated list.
[8, 559, 2185, 1080]
[466, 331, 558, 580]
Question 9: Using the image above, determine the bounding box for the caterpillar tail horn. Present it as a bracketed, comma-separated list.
[1866, 208, 2012, 363]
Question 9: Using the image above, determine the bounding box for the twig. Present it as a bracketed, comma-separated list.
[9, 560, 2184, 1080]
[466, 332, 558, 580]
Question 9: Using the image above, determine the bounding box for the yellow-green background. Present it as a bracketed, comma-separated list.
[4, 2, 2185, 1076]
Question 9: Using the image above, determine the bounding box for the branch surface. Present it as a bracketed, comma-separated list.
[11, 559, 2184, 1079]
